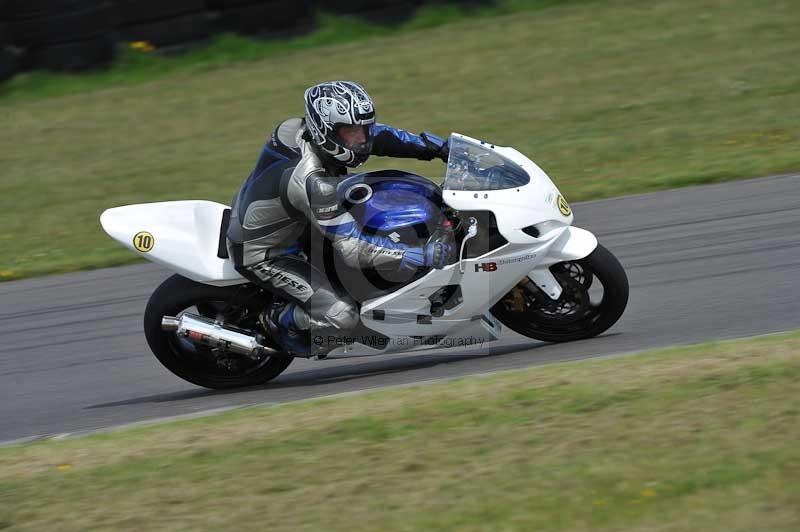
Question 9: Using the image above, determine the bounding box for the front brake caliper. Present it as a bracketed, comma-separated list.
[503, 279, 534, 312]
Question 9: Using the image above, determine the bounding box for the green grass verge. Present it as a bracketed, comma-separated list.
[2, 331, 799, 531]
[2, 0, 799, 281]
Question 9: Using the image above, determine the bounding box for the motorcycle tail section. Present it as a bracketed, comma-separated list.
[100, 200, 247, 286]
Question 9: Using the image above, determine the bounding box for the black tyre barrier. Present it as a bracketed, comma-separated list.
[10, 5, 112, 47]
[6, 0, 95, 20]
[212, 0, 314, 36]
[359, 1, 420, 25]
[0, 48, 17, 81]
[315, 0, 420, 25]
[314, 0, 382, 14]
[316, 0, 397, 13]
[205, 0, 263, 8]
[113, 0, 206, 27]
[0, 0, 502, 82]
[430, 0, 501, 6]
[0, 22, 17, 82]
[116, 12, 211, 47]
[28, 35, 115, 72]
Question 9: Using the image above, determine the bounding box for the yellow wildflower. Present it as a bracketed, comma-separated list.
[130, 41, 156, 53]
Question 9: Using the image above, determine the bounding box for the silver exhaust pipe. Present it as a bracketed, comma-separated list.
[161, 313, 282, 359]
[161, 316, 181, 332]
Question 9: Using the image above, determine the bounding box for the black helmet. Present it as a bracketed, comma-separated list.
[304, 81, 376, 167]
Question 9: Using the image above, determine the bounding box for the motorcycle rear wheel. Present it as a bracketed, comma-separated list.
[143, 274, 292, 389]
[491, 244, 628, 343]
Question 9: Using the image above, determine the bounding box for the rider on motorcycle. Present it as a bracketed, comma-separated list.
[226, 81, 451, 356]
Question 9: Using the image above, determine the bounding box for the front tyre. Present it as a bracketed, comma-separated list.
[491, 244, 628, 343]
[144, 274, 292, 389]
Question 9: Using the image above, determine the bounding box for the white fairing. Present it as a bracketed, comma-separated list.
[443, 133, 575, 243]
[100, 201, 247, 286]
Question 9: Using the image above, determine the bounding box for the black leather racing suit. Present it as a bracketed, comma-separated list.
[226, 118, 445, 335]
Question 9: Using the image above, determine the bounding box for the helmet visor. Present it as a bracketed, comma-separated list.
[334, 124, 374, 154]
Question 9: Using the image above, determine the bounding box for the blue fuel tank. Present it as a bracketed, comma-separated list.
[337, 170, 444, 246]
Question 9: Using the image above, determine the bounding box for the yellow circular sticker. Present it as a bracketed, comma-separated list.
[557, 195, 571, 217]
[133, 231, 155, 252]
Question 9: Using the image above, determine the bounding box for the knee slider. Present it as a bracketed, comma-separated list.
[325, 300, 359, 330]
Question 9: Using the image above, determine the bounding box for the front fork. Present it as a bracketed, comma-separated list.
[528, 268, 563, 300]
[527, 226, 598, 300]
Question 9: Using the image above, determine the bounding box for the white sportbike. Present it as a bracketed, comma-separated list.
[101, 134, 628, 388]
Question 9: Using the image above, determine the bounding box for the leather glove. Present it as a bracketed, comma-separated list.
[420, 132, 450, 163]
[401, 239, 453, 270]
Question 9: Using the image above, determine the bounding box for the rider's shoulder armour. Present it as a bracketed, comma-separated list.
[284, 136, 331, 219]
[305, 173, 342, 221]
[270, 118, 303, 158]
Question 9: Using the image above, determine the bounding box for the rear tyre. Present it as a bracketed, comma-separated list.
[491, 244, 628, 343]
[144, 274, 292, 389]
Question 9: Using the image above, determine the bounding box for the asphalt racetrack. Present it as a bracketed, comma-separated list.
[2, 174, 799, 443]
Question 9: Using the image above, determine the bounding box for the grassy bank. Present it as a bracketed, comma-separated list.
[2, 0, 799, 280]
[1, 331, 799, 530]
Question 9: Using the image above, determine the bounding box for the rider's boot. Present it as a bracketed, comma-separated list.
[265, 301, 330, 358]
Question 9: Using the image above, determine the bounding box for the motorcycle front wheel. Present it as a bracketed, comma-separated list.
[490, 244, 629, 343]
[143, 274, 293, 389]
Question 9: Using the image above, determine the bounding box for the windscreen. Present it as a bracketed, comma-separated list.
[442, 136, 530, 191]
